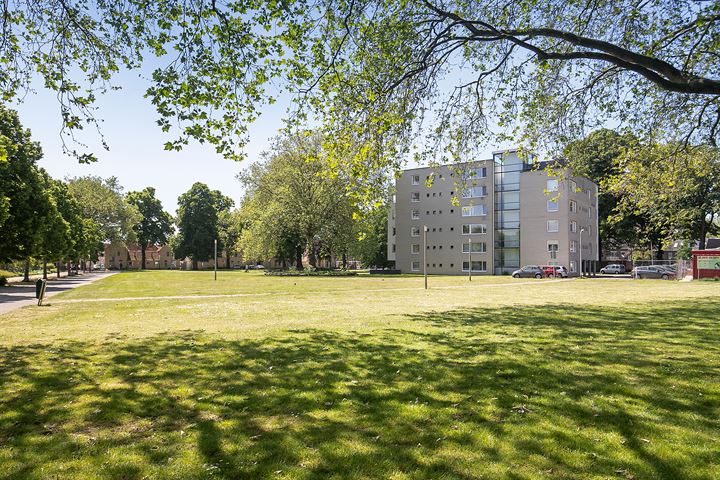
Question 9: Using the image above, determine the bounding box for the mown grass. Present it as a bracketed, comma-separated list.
[0, 272, 719, 479]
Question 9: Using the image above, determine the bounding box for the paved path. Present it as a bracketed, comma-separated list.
[0, 272, 116, 315]
[5, 271, 69, 284]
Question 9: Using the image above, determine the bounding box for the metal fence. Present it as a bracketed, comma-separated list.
[633, 259, 692, 280]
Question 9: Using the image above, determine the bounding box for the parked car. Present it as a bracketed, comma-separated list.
[631, 266, 672, 280]
[512, 265, 546, 279]
[541, 265, 569, 278]
[600, 264, 626, 274]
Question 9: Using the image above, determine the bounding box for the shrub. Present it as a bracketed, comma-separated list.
[265, 270, 357, 277]
[0, 269, 14, 287]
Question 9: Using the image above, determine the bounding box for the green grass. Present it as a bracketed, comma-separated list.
[0, 272, 719, 479]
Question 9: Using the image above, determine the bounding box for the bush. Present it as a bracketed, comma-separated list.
[0, 269, 14, 287]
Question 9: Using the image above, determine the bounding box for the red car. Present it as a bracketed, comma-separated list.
[541, 265, 569, 278]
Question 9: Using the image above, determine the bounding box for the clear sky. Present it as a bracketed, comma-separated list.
[12, 70, 289, 215]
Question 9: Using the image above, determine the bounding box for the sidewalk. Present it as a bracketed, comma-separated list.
[0, 272, 116, 315]
[5, 271, 70, 284]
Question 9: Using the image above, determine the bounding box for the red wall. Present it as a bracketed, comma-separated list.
[692, 250, 720, 279]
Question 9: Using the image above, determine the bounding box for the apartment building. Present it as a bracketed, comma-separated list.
[388, 150, 599, 276]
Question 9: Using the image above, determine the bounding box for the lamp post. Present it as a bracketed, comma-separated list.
[579, 227, 585, 277]
[468, 237, 472, 282]
[214, 238, 218, 281]
[423, 225, 428, 290]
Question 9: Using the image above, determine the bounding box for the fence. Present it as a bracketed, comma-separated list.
[633, 259, 692, 280]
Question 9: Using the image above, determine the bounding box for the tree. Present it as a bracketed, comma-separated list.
[1, 1, 718, 180]
[66, 176, 140, 244]
[350, 201, 392, 269]
[563, 129, 644, 257]
[0, 105, 54, 271]
[127, 187, 174, 270]
[175, 183, 233, 270]
[217, 209, 245, 269]
[610, 144, 720, 250]
[238, 131, 356, 269]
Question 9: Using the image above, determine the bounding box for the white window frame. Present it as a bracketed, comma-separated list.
[462, 224, 487, 235]
[411, 210, 420, 220]
[547, 179, 559, 192]
[411, 174, 420, 185]
[411, 261, 420, 272]
[570, 179, 578, 192]
[411, 244, 420, 254]
[570, 221, 577, 233]
[570, 200, 577, 213]
[547, 241, 559, 259]
[474, 167, 487, 178]
[570, 240, 577, 253]
[547, 220, 559, 232]
[462, 204, 487, 217]
[569, 261, 577, 273]
[411, 192, 420, 202]
[462, 260, 488, 272]
[411, 226, 420, 237]
[462, 185, 487, 198]
[547, 199, 559, 212]
[462, 242, 487, 254]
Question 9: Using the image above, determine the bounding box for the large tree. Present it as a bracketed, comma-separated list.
[238, 132, 356, 268]
[175, 183, 233, 270]
[610, 143, 720, 250]
[126, 187, 174, 270]
[1, 1, 718, 182]
[66, 176, 140, 243]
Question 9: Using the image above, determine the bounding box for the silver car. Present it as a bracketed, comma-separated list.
[600, 264, 626, 274]
[631, 266, 672, 280]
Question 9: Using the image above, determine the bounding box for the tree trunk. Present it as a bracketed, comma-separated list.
[342, 253, 347, 270]
[226, 250, 231, 270]
[281, 257, 286, 269]
[23, 258, 30, 282]
[141, 244, 146, 270]
[192, 258, 198, 270]
[57, 261, 61, 278]
[295, 246, 303, 270]
[43, 259, 47, 280]
[699, 212, 708, 250]
[307, 238, 317, 269]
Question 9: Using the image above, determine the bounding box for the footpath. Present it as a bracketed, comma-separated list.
[0, 272, 116, 315]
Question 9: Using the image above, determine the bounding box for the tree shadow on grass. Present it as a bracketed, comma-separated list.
[0, 299, 718, 479]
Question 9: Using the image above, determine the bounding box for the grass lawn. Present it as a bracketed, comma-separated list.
[0, 272, 718, 479]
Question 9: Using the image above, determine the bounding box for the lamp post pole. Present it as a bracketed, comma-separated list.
[468, 237, 472, 282]
[423, 225, 428, 290]
[214, 238, 218, 281]
[579, 227, 585, 278]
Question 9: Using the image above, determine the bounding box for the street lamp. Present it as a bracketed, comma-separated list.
[423, 225, 428, 290]
[214, 238, 218, 281]
[579, 227, 585, 277]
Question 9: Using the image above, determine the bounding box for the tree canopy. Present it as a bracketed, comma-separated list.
[1, 1, 718, 181]
[127, 187, 174, 269]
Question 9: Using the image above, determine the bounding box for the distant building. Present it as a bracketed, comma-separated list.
[388, 149, 600, 275]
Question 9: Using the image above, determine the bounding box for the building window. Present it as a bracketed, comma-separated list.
[411, 210, 420, 220]
[411, 261, 420, 271]
[411, 244, 420, 254]
[547, 241, 559, 259]
[462, 242, 487, 253]
[432, 192, 436, 197]
[411, 192, 420, 202]
[474, 167, 487, 178]
[462, 224, 487, 234]
[570, 221, 577, 233]
[570, 179, 578, 192]
[412, 174, 420, 185]
[570, 200, 577, 213]
[462, 185, 487, 198]
[426, 193, 430, 197]
[547, 220, 559, 232]
[547, 179, 559, 192]
[570, 240, 577, 253]
[461, 204, 487, 216]
[462, 261, 487, 272]
[547, 199, 559, 212]
[392, 227, 396, 236]
[569, 261, 577, 273]
[411, 226, 420, 237]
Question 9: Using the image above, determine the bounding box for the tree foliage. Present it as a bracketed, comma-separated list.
[66, 176, 140, 243]
[127, 187, 174, 269]
[2, 1, 718, 181]
[609, 143, 720, 249]
[238, 132, 357, 268]
[175, 182, 233, 269]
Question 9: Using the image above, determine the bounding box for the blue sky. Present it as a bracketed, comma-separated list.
[12, 70, 288, 215]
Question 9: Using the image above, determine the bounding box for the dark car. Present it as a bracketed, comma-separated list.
[541, 265, 569, 278]
[631, 266, 672, 280]
[512, 265, 546, 279]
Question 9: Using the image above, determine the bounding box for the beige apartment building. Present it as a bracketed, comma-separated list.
[388, 150, 599, 276]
